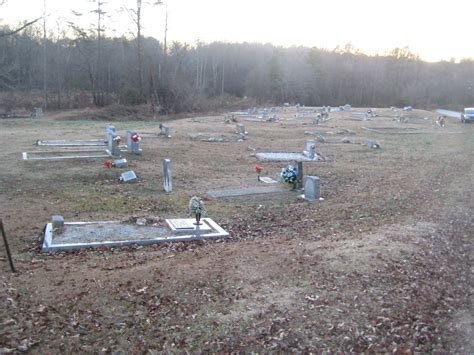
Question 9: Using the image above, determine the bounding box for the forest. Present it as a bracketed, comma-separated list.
[1, 15, 473, 114]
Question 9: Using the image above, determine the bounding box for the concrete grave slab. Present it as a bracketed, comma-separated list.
[42, 218, 228, 252]
[36, 139, 106, 146]
[256, 152, 324, 161]
[22, 151, 110, 161]
[207, 186, 290, 199]
[259, 177, 278, 184]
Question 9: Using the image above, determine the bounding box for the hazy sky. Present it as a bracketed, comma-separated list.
[1, 0, 473, 62]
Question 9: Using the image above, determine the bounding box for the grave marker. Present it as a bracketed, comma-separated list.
[236, 124, 247, 136]
[31, 107, 43, 117]
[303, 176, 321, 201]
[107, 134, 122, 157]
[127, 130, 143, 155]
[159, 124, 171, 138]
[304, 140, 316, 159]
[120, 170, 138, 183]
[106, 125, 116, 141]
[113, 158, 128, 168]
[163, 159, 172, 192]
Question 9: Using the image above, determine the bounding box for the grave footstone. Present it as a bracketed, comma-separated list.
[127, 130, 143, 155]
[120, 170, 137, 183]
[113, 158, 128, 168]
[304, 176, 320, 201]
[163, 159, 172, 192]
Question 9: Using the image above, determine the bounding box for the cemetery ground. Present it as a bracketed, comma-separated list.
[0, 108, 473, 352]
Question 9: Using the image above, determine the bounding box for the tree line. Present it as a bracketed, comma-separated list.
[1, 23, 473, 114]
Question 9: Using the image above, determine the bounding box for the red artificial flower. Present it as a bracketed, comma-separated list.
[255, 165, 264, 173]
[103, 160, 113, 168]
[131, 134, 141, 142]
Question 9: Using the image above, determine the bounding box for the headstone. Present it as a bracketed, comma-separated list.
[344, 104, 352, 111]
[113, 158, 128, 168]
[159, 124, 171, 138]
[365, 140, 380, 149]
[107, 134, 121, 157]
[268, 114, 277, 122]
[127, 130, 143, 155]
[236, 124, 247, 136]
[52, 215, 64, 228]
[304, 176, 320, 201]
[403, 106, 413, 112]
[163, 159, 172, 193]
[304, 140, 316, 159]
[31, 107, 43, 117]
[120, 170, 138, 183]
[106, 125, 116, 141]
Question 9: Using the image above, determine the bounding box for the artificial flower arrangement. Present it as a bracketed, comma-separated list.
[255, 165, 264, 181]
[113, 135, 122, 144]
[103, 160, 113, 168]
[188, 196, 206, 225]
[279, 164, 299, 188]
[131, 133, 141, 142]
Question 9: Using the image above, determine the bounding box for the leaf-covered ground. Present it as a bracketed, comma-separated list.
[0, 108, 473, 352]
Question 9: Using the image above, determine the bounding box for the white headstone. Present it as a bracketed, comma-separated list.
[304, 176, 320, 201]
[163, 159, 172, 192]
[106, 125, 116, 141]
[127, 130, 143, 155]
[107, 134, 121, 156]
[120, 170, 137, 183]
[305, 140, 316, 159]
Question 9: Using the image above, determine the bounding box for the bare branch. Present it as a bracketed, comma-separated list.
[0, 17, 42, 37]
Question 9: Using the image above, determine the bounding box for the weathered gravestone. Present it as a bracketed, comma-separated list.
[303, 176, 321, 201]
[304, 140, 316, 159]
[106, 125, 116, 141]
[113, 158, 128, 168]
[127, 130, 143, 155]
[159, 124, 171, 138]
[163, 159, 172, 192]
[31, 107, 43, 117]
[107, 134, 122, 157]
[236, 124, 247, 136]
[120, 170, 137, 183]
